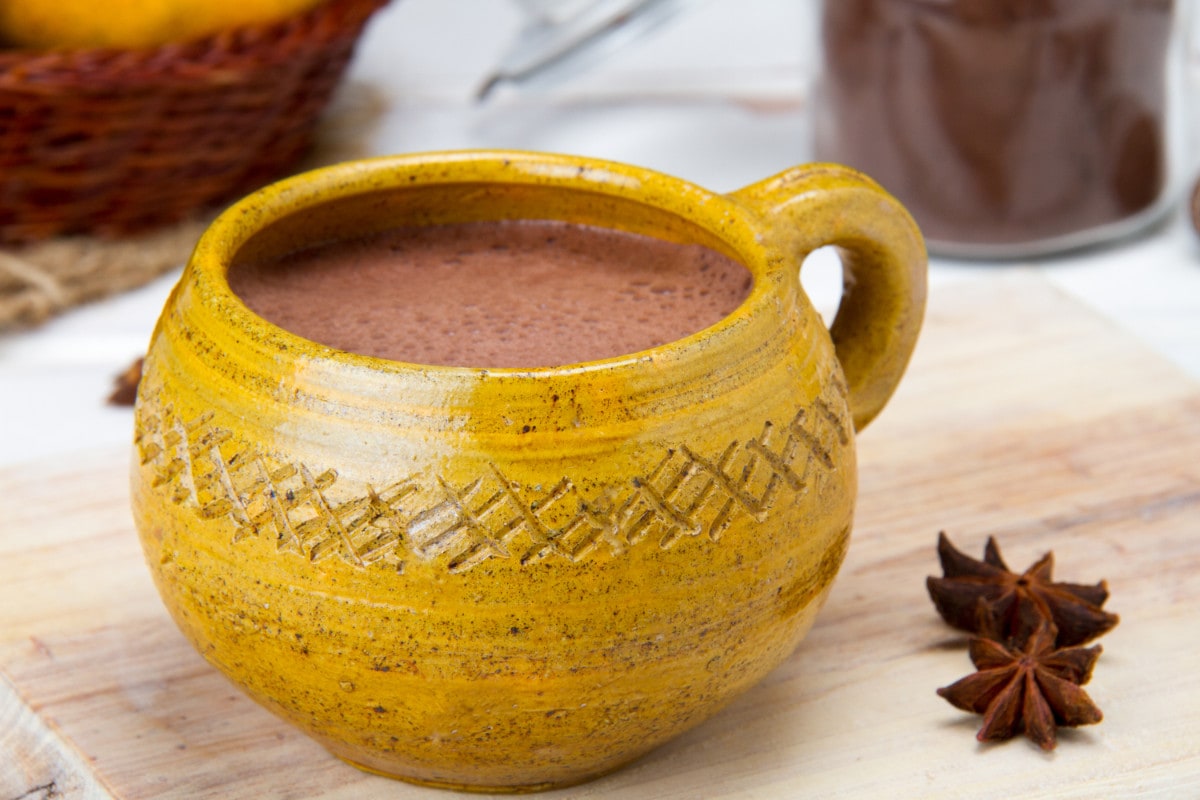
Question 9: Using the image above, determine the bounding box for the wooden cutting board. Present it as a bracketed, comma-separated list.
[3, 271, 1199, 799]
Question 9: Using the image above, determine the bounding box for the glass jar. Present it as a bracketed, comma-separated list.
[812, 0, 1189, 258]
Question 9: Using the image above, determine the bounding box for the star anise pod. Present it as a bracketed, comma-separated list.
[937, 620, 1103, 750]
[927, 532, 1119, 647]
[107, 356, 143, 406]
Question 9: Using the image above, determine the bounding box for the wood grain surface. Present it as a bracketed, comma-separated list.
[2, 271, 1199, 798]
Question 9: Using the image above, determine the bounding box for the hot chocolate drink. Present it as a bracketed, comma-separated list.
[229, 219, 752, 368]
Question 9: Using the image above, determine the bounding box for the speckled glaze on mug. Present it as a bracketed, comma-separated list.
[131, 151, 926, 792]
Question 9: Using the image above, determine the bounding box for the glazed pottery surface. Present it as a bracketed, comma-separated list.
[131, 151, 926, 791]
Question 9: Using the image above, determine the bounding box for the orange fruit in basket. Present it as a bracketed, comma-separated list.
[0, 0, 324, 49]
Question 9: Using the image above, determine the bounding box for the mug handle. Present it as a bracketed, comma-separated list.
[730, 163, 927, 432]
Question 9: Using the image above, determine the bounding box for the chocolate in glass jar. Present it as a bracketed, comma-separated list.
[814, 0, 1177, 257]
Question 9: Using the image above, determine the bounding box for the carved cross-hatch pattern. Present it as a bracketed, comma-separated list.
[135, 383, 850, 574]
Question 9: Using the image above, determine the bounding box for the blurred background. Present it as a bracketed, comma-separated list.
[2, 0, 1200, 467]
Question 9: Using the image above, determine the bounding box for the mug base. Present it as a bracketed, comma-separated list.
[334, 752, 626, 794]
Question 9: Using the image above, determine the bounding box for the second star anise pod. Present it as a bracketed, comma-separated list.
[927, 532, 1119, 647]
[107, 357, 144, 406]
[937, 620, 1103, 750]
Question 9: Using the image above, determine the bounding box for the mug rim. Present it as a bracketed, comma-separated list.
[184, 149, 786, 383]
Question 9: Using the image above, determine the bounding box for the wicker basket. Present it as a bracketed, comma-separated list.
[0, 0, 388, 244]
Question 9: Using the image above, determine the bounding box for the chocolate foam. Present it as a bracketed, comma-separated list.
[229, 219, 752, 368]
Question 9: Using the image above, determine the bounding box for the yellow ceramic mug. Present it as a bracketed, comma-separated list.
[131, 151, 925, 792]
